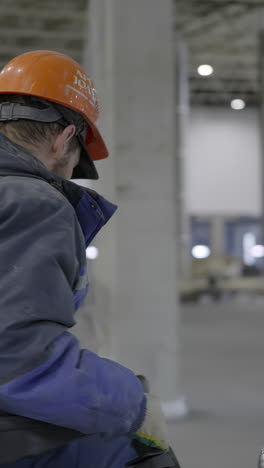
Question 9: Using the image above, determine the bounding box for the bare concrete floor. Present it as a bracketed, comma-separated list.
[167, 298, 264, 468]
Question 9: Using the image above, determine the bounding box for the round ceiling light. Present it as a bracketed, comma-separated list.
[86, 246, 99, 260]
[197, 64, 214, 76]
[192, 245, 211, 259]
[230, 99, 246, 110]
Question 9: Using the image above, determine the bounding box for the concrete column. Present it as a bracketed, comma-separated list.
[175, 33, 191, 281]
[259, 31, 264, 245]
[81, 0, 186, 416]
[72, 0, 118, 359]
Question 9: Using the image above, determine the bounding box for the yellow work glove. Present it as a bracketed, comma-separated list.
[132, 393, 168, 451]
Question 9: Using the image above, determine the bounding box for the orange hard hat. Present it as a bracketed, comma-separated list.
[0, 50, 109, 179]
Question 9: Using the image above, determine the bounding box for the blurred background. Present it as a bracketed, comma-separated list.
[2, 0, 264, 467]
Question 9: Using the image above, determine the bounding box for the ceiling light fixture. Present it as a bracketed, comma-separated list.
[197, 64, 214, 76]
[230, 99, 246, 110]
[192, 245, 211, 259]
[86, 246, 99, 260]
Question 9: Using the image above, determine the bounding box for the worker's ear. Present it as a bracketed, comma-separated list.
[51, 125, 76, 159]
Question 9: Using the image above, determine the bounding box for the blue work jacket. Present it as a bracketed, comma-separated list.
[0, 134, 146, 465]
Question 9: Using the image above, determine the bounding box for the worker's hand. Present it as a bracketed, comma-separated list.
[132, 393, 168, 451]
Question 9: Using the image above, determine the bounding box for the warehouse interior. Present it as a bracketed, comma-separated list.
[0, 1, 264, 467]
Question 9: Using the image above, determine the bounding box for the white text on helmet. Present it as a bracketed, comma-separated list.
[73, 70, 97, 108]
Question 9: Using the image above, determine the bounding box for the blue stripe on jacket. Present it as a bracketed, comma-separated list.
[74, 284, 89, 310]
[73, 265, 89, 310]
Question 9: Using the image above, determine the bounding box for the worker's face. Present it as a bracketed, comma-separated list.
[50, 125, 81, 179]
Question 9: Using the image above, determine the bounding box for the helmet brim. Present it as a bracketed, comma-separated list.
[85, 119, 109, 161]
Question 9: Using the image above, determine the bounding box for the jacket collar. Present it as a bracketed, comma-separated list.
[0, 134, 117, 245]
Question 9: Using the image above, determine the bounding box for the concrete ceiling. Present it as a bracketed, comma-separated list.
[175, 0, 264, 106]
[0, 1, 261, 107]
[0, 0, 87, 71]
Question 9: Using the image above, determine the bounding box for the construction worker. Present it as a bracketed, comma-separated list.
[0, 50, 169, 468]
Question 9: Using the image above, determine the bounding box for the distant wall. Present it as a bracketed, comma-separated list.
[185, 107, 261, 216]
